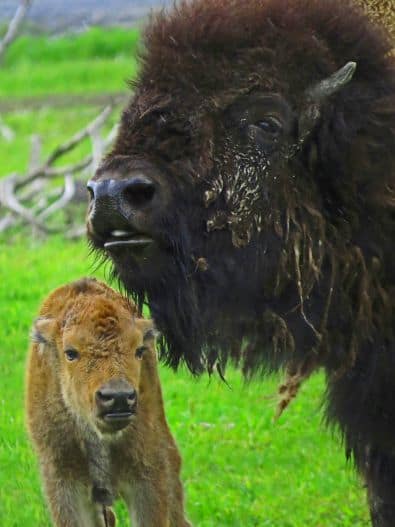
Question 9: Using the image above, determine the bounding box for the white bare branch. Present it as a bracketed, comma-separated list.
[38, 175, 75, 221]
[0, 0, 33, 62]
[0, 104, 117, 236]
[0, 116, 15, 141]
[0, 174, 49, 232]
[16, 104, 114, 190]
[0, 213, 16, 232]
[65, 224, 86, 239]
[28, 135, 42, 172]
[46, 105, 113, 166]
[43, 155, 93, 179]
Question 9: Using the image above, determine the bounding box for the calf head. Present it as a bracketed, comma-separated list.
[33, 292, 155, 434]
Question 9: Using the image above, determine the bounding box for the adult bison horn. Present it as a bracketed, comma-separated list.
[306, 61, 357, 102]
[296, 62, 357, 143]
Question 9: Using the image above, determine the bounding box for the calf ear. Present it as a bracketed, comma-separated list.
[31, 317, 59, 345]
[136, 319, 160, 343]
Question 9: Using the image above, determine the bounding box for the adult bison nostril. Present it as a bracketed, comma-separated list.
[122, 176, 156, 209]
[86, 180, 96, 201]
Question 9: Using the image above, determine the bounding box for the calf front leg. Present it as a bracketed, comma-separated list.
[124, 476, 171, 527]
[42, 464, 112, 527]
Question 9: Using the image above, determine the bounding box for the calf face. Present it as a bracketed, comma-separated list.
[33, 294, 154, 434]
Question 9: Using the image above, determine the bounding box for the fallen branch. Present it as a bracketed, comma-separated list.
[0, 0, 33, 62]
[0, 104, 117, 237]
[0, 174, 49, 233]
[15, 105, 114, 190]
[38, 175, 75, 221]
[0, 116, 15, 142]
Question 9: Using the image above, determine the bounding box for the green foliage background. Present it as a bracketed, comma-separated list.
[0, 28, 370, 526]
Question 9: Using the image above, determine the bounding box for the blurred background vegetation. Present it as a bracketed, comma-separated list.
[0, 3, 369, 526]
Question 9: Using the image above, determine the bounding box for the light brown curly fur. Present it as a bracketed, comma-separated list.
[26, 278, 191, 527]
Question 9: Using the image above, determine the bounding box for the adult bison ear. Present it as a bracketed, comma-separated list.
[31, 317, 59, 346]
[298, 61, 357, 141]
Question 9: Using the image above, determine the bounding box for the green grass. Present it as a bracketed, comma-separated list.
[0, 58, 136, 97]
[0, 237, 370, 526]
[0, 27, 134, 178]
[0, 28, 139, 97]
[0, 27, 370, 526]
[4, 28, 140, 64]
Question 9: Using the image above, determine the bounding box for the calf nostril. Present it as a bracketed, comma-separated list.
[122, 177, 155, 209]
[127, 390, 137, 403]
[96, 390, 115, 407]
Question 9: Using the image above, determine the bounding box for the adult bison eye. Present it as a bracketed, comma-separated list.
[254, 116, 282, 136]
[135, 346, 147, 360]
[247, 116, 283, 150]
[65, 348, 80, 362]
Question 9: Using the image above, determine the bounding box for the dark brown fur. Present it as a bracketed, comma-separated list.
[26, 278, 191, 527]
[87, 1, 394, 524]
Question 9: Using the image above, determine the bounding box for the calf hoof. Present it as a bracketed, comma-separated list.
[104, 506, 116, 527]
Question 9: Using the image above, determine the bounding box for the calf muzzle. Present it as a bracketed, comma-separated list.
[95, 378, 137, 431]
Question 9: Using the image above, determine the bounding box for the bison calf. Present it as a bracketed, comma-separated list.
[26, 278, 191, 527]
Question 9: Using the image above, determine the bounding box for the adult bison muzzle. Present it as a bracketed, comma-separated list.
[87, 0, 395, 524]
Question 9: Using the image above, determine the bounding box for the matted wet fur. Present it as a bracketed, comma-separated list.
[87, 1, 394, 525]
[26, 278, 191, 527]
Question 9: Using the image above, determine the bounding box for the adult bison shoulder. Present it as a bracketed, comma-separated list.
[87, 0, 394, 524]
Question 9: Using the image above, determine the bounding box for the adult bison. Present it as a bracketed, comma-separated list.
[87, 0, 394, 524]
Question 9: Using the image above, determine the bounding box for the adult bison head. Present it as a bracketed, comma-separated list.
[87, 0, 394, 379]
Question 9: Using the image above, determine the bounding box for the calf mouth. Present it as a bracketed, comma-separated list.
[100, 411, 135, 432]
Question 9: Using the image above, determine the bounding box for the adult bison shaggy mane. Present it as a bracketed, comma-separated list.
[87, 0, 394, 523]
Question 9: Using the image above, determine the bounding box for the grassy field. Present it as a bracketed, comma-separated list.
[0, 28, 370, 526]
[0, 28, 133, 178]
[0, 28, 139, 97]
[0, 105, 122, 177]
[0, 237, 369, 526]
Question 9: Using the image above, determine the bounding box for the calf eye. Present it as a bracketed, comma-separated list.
[65, 348, 80, 362]
[135, 346, 147, 360]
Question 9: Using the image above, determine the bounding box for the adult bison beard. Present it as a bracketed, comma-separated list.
[102, 204, 201, 372]
[110, 241, 205, 373]
[103, 185, 285, 376]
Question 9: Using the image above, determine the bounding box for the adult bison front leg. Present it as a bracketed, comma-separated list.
[347, 448, 395, 526]
[364, 448, 395, 527]
[327, 343, 395, 527]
